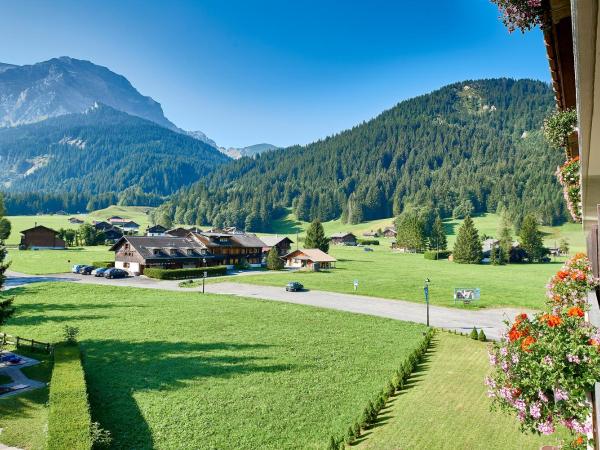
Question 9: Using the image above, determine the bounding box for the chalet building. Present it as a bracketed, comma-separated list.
[107, 216, 128, 225]
[110, 236, 211, 275]
[382, 227, 397, 238]
[20, 225, 66, 250]
[93, 221, 114, 232]
[283, 249, 337, 271]
[330, 232, 357, 246]
[362, 230, 378, 238]
[103, 228, 123, 243]
[261, 236, 294, 256]
[68, 217, 84, 224]
[118, 221, 140, 233]
[189, 231, 265, 268]
[166, 227, 192, 237]
[146, 225, 167, 236]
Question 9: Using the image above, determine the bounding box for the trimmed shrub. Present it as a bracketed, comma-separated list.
[144, 266, 227, 280]
[92, 261, 114, 268]
[478, 329, 487, 342]
[424, 250, 452, 260]
[48, 344, 92, 450]
[470, 327, 478, 340]
[358, 239, 380, 245]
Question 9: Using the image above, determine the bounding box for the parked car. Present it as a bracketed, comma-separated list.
[80, 266, 95, 275]
[285, 281, 304, 292]
[71, 264, 84, 274]
[104, 268, 129, 279]
[92, 267, 109, 277]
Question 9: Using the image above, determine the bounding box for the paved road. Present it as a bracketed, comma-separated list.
[4, 270, 532, 340]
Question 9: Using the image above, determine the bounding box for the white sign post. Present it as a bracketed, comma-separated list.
[353, 279, 359, 291]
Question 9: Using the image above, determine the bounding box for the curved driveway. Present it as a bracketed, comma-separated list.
[5, 270, 532, 340]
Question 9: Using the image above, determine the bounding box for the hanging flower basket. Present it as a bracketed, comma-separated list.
[490, 0, 548, 33]
[556, 157, 582, 223]
[488, 255, 600, 449]
[543, 109, 578, 154]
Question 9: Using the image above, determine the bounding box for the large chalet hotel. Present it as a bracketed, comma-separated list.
[111, 228, 274, 274]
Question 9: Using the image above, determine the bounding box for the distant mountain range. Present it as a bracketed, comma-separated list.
[0, 57, 277, 158]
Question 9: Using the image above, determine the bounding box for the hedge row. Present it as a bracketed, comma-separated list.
[48, 344, 92, 450]
[91, 261, 114, 268]
[423, 250, 452, 260]
[358, 239, 380, 245]
[327, 328, 435, 449]
[144, 266, 228, 280]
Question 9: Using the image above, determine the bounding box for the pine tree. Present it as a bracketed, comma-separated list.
[395, 214, 425, 252]
[304, 220, 330, 253]
[453, 215, 482, 264]
[428, 214, 447, 252]
[519, 214, 545, 263]
[266, 247, 284, 270]
[498, 213, 513, 264]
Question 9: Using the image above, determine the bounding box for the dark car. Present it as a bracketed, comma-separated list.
[285, 281, 304, 292]
[80, 265, 95, 275]
[104, 268, 128, 279]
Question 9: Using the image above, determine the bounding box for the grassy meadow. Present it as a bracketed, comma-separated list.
[1, 283, 427, 450]
[7, 247, 112, 274]
[213, 245, 562, 309]
[354, 332, 564, 450]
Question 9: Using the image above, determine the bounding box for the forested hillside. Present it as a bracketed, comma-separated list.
[0, 104, 229, 214]
[153, 78, 565, 231]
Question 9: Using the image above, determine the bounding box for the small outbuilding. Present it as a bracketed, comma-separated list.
[146, 224, 167, 236]
[20, 225, 66, 250]
[261, 236, 294, 256]
[330, 232, 357, 246]
[283, 248, 337, 271]
[383, 227, 397, 238]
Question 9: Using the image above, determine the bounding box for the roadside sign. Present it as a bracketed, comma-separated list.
[353, 279, 359, 291]
[204, 271, 208, 278]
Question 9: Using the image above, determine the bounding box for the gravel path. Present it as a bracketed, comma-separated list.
[4, 270, 533, 340]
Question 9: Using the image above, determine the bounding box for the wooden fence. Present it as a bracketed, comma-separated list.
[0, 332, 53, 354]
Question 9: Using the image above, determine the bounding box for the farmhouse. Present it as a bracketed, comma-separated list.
[107, 216, 128, 224]
[93, 221, 114, 232]
[283, 248, 337, 270]
[68, 217, 84, 224]
[189, 231, 265, 268]
[362, 230, 378, 238]
[330, 232, 357, 246]
[261, 236, 294, 256]
[19, 225, 66, 250]
[383, 227, 397, 238]
[118, 221, 140, 233]
[110, 235, 211, 275]
[146, 224, 167, 236]
[166, 227, 192, 237]
[103, 227, 123, 243]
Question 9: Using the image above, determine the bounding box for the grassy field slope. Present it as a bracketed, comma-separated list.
[2, 283, 427, 450]
[7, 247, 112, 274]
[355, 332, 564, 449]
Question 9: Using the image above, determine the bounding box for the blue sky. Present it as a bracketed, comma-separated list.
[1, 1, 549, 147]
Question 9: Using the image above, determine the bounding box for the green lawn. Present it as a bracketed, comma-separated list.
[0, 349, 53, 450]
[7, 247, 113, 275]
[354, 332, 564, 449]
[2, 283, 429, 450]
[220, 245, 562, 309]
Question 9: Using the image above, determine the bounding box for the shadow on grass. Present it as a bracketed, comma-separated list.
[351, 339, 438, 446]
[81, 339, 295, 449]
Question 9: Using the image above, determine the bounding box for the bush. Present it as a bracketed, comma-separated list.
[424, 250, 451, 260]
[63, 325, 79, 345]
[144, 266, 227, 280]
[48, 345, 92, 450]
[478, 329, 487, 342]
[470, 327, 478, 340]
[92, 261, 114, 268]
[358, 239, 380, 245]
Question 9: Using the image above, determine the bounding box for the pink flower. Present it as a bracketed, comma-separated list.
[554, 388, 569, 402]
[536, 418, 555, 435]
[538, 390, 549, 403]
[529, 402, 541, 419]
[567, 354, 581, 364]
[488, 351, 498, 366]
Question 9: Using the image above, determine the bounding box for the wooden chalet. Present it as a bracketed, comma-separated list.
[260, 236, 294, 256]
[93, 221, 114, 232]
[110, 236, 211, 275]
[68, 217, 84, 224]
[146, 224, 167, 236]
[20, 225, 66, 250]
[166, 227, 192, 237]
[283, 248, 337, 271]
[382, 227, 397, 238]
[189, 231, 265, 267]
[330, 232, 357, 246]
[362, 230, 378, 238]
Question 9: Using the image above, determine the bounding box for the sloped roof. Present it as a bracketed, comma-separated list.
[259, 236, 294, 247]
[330, 232, 356, 239]
[284, 248, 337, 263]
[109, 236, 207, 260]
[230, 234, 266, 248]
[20, 225, 60, 235]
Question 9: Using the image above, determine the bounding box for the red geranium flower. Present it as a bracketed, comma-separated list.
[521, 336, 536, 352]
[568, 306, 585, 318]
